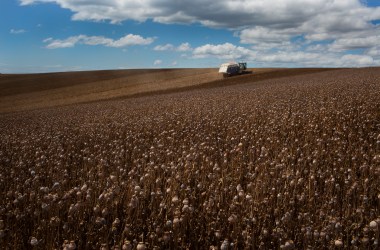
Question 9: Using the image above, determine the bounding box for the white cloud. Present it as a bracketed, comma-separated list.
[259, 51, 378, 67]
[189, 42, 378, 68]
[330, 35, 380, 51]
[154, 42, 192, 52]
[305, 44, 329, 52]
[20, 0, 380, 67]
[19, 0, 38, 5]
[192, 43, 256, 60]
[235, 2, 380, 51]
[153, 59, 162, 65]
[154, 44, 175, 51]
[44, 36, 83, 49]
[340, 54, 374, 67]
[10, 29, 26, 34]
[259, 51, 320, 63]
[109, 34, 154, 47]
[43, 34, 155, 49]
[21, 1, 380, 54]
[19, 0, 380, 30]
[367, 46, 380, 57]
[177, 43, 192, 52]
[240, 26, 293, 45]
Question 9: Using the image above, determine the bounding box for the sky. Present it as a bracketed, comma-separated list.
[1, 0, 380, 73]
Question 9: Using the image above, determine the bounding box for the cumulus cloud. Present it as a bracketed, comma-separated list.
[21, 0, 380, 67]
[254, 52, 377, 68]
[21, 1, 380, 52]
[240, 26, 294, 45]
[10, 29, 26, 34]
[154, 44, 175, 51]
[43, 36, 81, 49]
[19, 0, 380, 30]
[154, 43, 192, 52]
[177, 43, 192, 52]
[259, 52, 320, 64]
[43, 34, 155, 49]
[236, 2, 380, 48]
[153, 59, 162, 66]
[340, 54, 374, 67]
[330, 35, 380, 51]
[190, 42, 378, 68]
[367, 46, 380, 57]
[192, 43, 256, 60]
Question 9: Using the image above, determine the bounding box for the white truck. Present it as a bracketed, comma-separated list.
[218, 62, 247, 78]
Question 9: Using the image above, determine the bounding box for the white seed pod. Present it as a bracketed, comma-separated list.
[122, 240, 132, 250]
[171, 195, 179, 204]
[135, 185, 141, 193]
[112, 218, 120, 227]
[52, 182, 60, 190]
[93, 205, 100, 214]
[173, 217, 180, 227]
[67, 240, 76, 250]
[110, 175, 117, 182]
[215, 230, 221, 239]
[221, 239, 229, 250]
[182, 204, 189, 212]
[238, 191, 244, 198]
[369, 221, 378, 230]
[334, 239, 343, 247]
[30, 237, 38, 246]
[284, 240, 295, 250]
[228, 214, 237, 224]
[136, 242, 146, 250]
[335, 222, 342, 230]
[100, 243, 108, 250]
[182, 198, 189, 205]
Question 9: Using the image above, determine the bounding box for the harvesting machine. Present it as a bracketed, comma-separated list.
[218, 62, 247, 77]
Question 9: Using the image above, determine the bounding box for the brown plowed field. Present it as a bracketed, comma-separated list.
[1, 67, 379, 249]
[0, 68, 333, 113]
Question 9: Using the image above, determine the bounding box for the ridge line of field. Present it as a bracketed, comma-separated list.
[0, 68, 344, 114]
[118, 68, 342, 100]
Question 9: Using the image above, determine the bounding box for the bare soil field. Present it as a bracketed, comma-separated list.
[0, 68, 379, 249]
[0, 68, 331, 113]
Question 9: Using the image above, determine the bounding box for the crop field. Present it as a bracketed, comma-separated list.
[0, 68, 379, 249]
[0, 68, 323, 114]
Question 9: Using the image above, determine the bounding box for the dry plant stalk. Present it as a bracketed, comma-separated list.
[0, 68, 379, 249]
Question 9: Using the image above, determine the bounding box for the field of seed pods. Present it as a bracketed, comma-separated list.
[1, 68, 379, 249]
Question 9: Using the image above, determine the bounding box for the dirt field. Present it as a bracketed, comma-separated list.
[0, 68, 332, 113]
[0, 67, 379, 249]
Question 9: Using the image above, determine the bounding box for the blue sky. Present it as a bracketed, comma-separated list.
[1, 0, 380, 73]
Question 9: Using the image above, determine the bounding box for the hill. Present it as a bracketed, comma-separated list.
[0, 68, 334, 113]
[0, 67, 379, 249]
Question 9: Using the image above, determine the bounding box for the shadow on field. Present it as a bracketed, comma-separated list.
[0, 67, 343, 113]
[124, 68, 340, 99]
[241, 70, 253, 75]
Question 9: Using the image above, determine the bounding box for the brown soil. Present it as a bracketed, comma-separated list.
[1, 67, 379, 249]
[0, 68, 338, 113]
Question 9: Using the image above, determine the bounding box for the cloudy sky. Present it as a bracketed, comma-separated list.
[1, 0, 380, 73]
